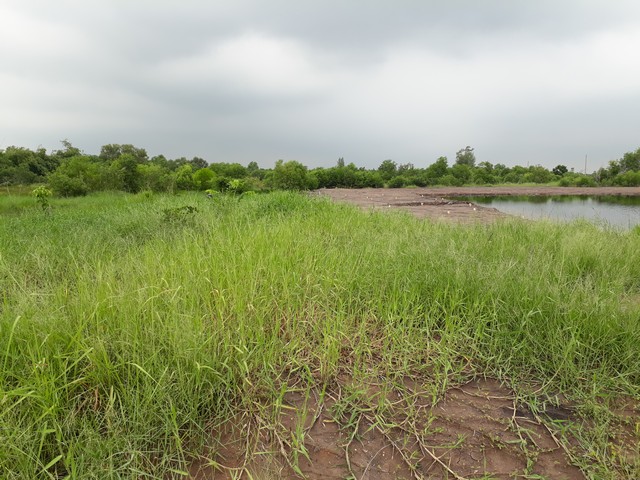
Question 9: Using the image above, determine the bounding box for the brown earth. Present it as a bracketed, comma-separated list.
[315, 186, 640, 223]
[189, 378, 595, 479]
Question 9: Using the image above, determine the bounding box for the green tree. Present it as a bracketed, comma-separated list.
[425, 156, 448, 180]
[268, 160, 314, 190]
[455, 146, 476, 167]
[174, 164, 195, 190]
[99, 144, 148, 164]
[111, 154, 142, 193]
[47, 155, 108, 192]
[377, 159, 397, 181]
[137, 164, 173, 192]
[193, 168, 215, 191]
[524, 165, 553, 184]
[209, 162, 248, 179]
[150, 154, 171, 169]
[247, 161, 261, 177]
[47, 172, 89, 196]
[188, 157, 208, 171]
[493, 163, 510, 180]
[552, 165, 568, 176]
[473, 162, 496, 184]
[52, 139, 81, 160]
[450, 163, 472, 184]
[620, 148, 640, 172]
[0, 146, 59, 184]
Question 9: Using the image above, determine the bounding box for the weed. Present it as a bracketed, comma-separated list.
[162, 204, 199, 225]
[31, 185, 52, 214]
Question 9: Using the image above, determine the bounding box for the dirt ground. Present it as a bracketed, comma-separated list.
[315, 186, 640, 223]
[188, 374, 639, 480]
[189, 378, 592, 480]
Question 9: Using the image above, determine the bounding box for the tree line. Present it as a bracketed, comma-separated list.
[1, 141, 640, 196]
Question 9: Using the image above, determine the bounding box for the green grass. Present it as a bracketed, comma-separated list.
[1, 191, 639, 478]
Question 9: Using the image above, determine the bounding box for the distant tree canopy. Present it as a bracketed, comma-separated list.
[2, 141, 640, 194]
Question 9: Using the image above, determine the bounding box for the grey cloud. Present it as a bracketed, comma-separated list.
[2, 0, 640, 171]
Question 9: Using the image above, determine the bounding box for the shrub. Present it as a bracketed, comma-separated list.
[575, 175, 596, 187]
[31, 186, 52, 212]
[613, 171, 640, 187]
[387, 176, 406, 188]
[162, 205, 198, 225]
[47, 172, 89, 196]
[193, 168, 215, 191]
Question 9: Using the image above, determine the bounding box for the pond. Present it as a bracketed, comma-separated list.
[456, 195, 640, 229]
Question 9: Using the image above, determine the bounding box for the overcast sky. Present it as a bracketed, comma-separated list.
[1, 1, 639, 171]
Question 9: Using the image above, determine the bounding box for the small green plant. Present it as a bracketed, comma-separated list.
[31, 186, 52, 213]
[240, 190, 256, 200]
[161, 205, 198, 225]
[228, 179, 243, 194]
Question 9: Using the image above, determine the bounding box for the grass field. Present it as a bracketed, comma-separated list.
[1, 191, 639, 478]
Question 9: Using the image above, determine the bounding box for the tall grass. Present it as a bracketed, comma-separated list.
[1, 191, 639, 478]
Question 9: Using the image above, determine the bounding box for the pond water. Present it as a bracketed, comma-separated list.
[456, 196, 640, 229]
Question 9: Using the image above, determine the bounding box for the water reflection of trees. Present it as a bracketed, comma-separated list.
[592, 196, 640, 206]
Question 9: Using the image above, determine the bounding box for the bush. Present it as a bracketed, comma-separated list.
[267, 160, 316, 190]
[438, 174, 463, 186]
[613, 171, 640, 187]
[193, 168, 215, 191]
[559, 177, 571, 187]
[47, 172, 89, 196]
[387, 176, 406, 188]
[162, 205, 198, 225]
[31, 186, 53, 212]
[575, 175, 596, 187]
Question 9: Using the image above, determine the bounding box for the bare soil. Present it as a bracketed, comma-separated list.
[315, 186, 640, 223]
[189, 378, 594, 479]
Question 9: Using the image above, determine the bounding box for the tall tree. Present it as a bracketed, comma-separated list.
[99, 144, 148, 164]
[377, 159, 397, 181]
[552, 165, 568, 176]
[455, 146, 476, 167]
[620, 148, 640, 172]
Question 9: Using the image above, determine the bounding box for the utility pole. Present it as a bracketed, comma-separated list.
[584, 154, 588, 174]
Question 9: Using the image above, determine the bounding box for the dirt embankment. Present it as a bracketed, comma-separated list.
[316, 186, 640, 223]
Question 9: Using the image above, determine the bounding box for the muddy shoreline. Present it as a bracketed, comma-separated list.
[316, 186, 640, 223]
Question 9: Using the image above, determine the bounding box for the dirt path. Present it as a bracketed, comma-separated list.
[316, 186, 640, 223]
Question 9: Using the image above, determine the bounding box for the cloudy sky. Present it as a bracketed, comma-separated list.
[1, 1, 639, 171]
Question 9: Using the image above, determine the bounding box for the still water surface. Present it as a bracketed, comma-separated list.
[457, 196, 640, 229]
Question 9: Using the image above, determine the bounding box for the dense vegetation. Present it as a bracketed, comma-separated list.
[2, 142, 640, 196]
[1, 191, 639, 478]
